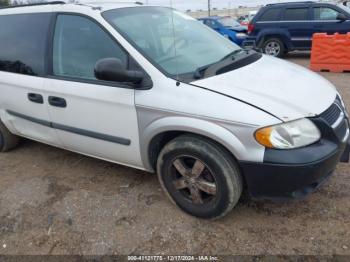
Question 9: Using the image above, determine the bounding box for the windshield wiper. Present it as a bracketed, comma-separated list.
[219, 49, 244, 62]
[193, 63, 213, 79]
[193, 49, 247, 79]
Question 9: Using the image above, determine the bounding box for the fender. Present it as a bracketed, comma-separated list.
[139, 116, 248, 172]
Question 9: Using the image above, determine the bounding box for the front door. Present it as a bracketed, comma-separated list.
[311, 6, 350, 35]
[44, 14, 143, 168]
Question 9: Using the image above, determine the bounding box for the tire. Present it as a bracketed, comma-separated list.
[0, 120, 20, 152]
[156, 135, 243, 219]
[262, 38, 285, 58]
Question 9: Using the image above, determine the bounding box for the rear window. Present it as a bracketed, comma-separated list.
[284, 8, 309, 21]
[259, 8, 281, 21]
[0, 13, 51, 76]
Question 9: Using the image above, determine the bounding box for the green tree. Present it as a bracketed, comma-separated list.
[0, 0, 10, 7]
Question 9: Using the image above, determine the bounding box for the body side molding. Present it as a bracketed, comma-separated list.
[6, 110, 131, 146]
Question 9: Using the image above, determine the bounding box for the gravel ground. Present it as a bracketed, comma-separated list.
[0, 53, 349, 255]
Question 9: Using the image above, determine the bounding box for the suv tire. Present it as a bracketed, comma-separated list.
[262, 38, 286, 58]
[0, 120, 20, 152]
[157, 135, 243, 219]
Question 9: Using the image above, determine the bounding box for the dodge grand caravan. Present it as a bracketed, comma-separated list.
[0, 2, 349, 219]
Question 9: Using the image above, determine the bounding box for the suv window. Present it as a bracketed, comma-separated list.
[313, 7, 340, 20]
[259, 8, 281, 21]
[0, 13, 51, 76]
[284, 8, 309, 21]
[53, 14, 128, 80]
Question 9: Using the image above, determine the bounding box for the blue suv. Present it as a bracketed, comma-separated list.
[199, 16, 247, 46]
[245, 2, 350, 57]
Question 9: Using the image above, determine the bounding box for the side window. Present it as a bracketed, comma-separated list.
[0, 13, 51, 76]
[313, 7, 340, 20]
[53, 15, 128, 80]
[284, 8, 309, 21]
[205, 20, 216, 28]
[259, 8, 281, 21]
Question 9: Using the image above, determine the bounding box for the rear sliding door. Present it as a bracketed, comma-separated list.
[0, 13, 60, 145]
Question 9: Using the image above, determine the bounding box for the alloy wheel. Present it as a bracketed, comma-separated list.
[265, 41, 281, 56]
[170, 156, 217, 204]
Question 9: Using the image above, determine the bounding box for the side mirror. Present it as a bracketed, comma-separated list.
[336, 13, 348, 22]
[94, 58, 144, 84]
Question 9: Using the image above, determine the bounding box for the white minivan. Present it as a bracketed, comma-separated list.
[0, 2, 349, 219]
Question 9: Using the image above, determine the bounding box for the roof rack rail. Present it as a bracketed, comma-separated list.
[266, 1, 315, 6]
[0, 1, 65, 10]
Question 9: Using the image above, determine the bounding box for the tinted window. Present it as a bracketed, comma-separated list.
[0, 13, 51, 76]
[284, 8, 309, 21]
[314, 7, 340, 20]
[53, 15, 128, 80]
[259, 8, 281, 21]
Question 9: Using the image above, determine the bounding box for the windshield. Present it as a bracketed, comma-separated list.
[218, 17, 241, 27]
[338, 4, 350, 13]
[103, 7, 240, 76]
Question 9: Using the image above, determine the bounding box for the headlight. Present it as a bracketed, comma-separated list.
[236, 33, 247, 38]
[255, 118, 321, 149]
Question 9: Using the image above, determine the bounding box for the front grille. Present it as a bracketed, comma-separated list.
[319, 103, 342, 126]
[335, 95, 343, 109]
[318, 96, 349, 142]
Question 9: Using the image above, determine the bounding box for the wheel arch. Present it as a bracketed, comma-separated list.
[140, 116, 247, 173]
[257, 32, 291, 50]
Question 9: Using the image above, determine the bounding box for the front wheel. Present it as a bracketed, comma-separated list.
[262, 38, 285, 58]
[157, 135, 243, 219]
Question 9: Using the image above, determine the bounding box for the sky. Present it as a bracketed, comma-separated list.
[81, 0, 339, 10]
[145, 0, 306, 9]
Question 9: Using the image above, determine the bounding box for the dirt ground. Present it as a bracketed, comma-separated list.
[0, 53, 349, 256]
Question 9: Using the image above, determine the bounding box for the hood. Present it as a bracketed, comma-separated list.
[192, 55, 336, 122]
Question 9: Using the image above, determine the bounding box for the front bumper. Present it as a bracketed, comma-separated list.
[242, 37, 257, 49]
[239, 116, 350, 201]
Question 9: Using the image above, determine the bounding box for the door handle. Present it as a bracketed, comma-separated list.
[48, 96, 67, 108]
[28, 93, 44, 104]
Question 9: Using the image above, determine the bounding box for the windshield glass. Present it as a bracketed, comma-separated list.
[338, 4, 350, 13]
[218, 17, 241, 27]
[103, 7, 240, 76]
